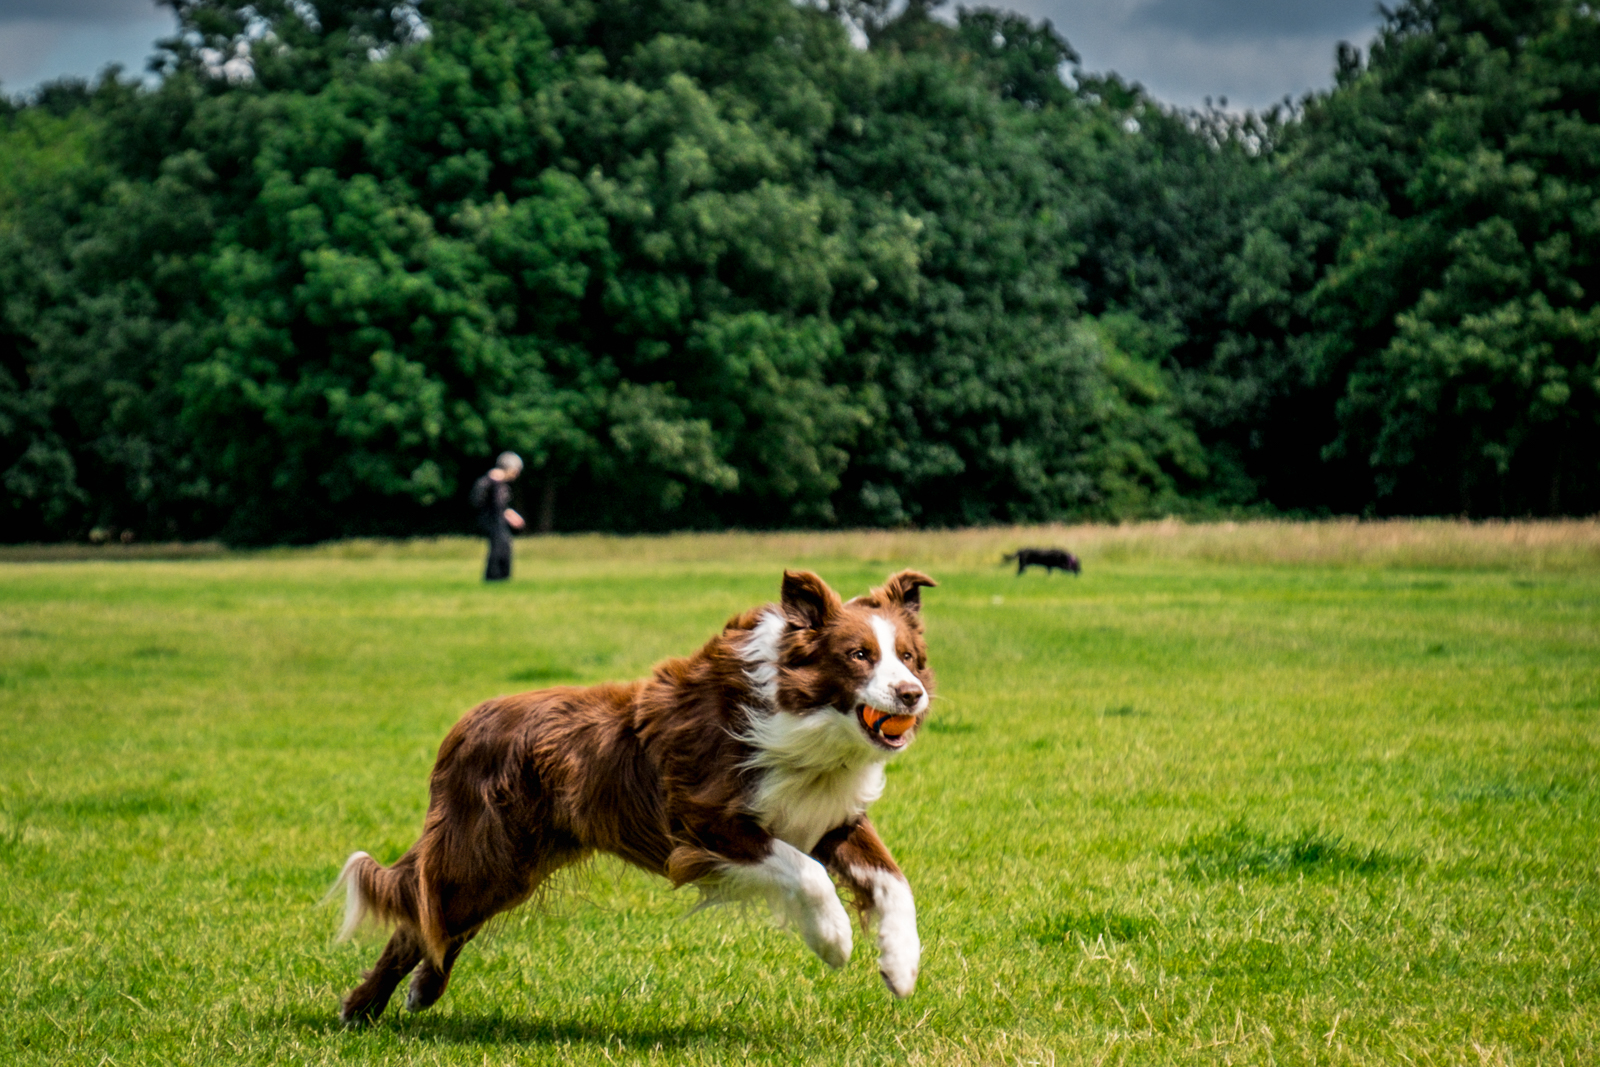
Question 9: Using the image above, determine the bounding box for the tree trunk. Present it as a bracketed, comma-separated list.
[537, 478, 557, 534]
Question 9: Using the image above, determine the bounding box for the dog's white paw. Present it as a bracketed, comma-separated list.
[861, 867, 919, 997]
[796, 872, 853, 969]
[714, 841, 855, 969]
[877, 919, 920, 997]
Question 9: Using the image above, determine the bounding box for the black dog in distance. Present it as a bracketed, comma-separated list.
[1004, 548, 1081, 576]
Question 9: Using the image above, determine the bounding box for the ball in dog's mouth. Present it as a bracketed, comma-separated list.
[857, 704, 918, 748]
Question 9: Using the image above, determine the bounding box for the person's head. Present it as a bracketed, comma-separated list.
[496, 452, 523, 480]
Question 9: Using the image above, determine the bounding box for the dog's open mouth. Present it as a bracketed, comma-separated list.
[857, 704, 918, 748]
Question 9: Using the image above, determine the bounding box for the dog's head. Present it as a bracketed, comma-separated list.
[756, 569, 937, 753]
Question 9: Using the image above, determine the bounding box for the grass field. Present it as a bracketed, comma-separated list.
[2, 521, 1598, 1065]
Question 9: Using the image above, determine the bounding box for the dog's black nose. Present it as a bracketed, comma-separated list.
[893, 683, 922, 710]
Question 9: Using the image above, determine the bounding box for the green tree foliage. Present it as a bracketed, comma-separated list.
[1051, 79, 1285, 507]
[821, 3, 1204, 524]
[4, 0, 1594, 541]
[1, 74, 225, 542]
[1230, 0, 1600, 515]
[2, 0, 1205, 541]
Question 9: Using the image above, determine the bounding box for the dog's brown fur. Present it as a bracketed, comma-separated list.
[334, 569, 936, 1023]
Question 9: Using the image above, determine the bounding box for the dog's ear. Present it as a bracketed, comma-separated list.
[782, 570, 841, 630]
[878, 570, 937, 614]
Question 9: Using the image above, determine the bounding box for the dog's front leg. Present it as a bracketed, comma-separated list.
[708, 838, 854, 968]
[815, 817, 920, 997]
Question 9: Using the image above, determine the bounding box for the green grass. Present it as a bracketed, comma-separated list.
[2, 524, 1598, 1065]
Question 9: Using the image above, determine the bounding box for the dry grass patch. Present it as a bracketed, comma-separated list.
[5, 516, 1600, 572]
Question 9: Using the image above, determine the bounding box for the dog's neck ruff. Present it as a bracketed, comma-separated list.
[740, 609, 786, 707]
[737, 610, 890, 853]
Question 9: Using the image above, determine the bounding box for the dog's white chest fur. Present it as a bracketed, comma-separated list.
[744, 720, 887, 852]
[739, 610, 889, 852]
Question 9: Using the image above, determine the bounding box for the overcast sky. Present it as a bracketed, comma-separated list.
[0, 0, 1385, 111]
[1010, 0, 1383, 109]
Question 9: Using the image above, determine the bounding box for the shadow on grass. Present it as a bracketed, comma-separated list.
[1036, 908, 1155, 947]
[1449, 779, 1565, 804]
[506, 667, 583, 685]
[20, 783, 212, 822]
[507, 647, 619, 686]
[1177, 819, 1408, 880]
[923, 717, 977, 735]
[278, 1005, 774, 1050]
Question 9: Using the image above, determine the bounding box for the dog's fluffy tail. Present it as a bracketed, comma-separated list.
[328, 851, 416, 942]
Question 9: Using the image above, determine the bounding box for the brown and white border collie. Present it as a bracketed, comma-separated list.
[332, 568, 937, 1023]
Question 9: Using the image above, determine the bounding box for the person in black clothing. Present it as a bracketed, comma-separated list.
[472, 452, 526, 581]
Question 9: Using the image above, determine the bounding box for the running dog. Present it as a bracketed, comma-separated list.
[332, 569, 937, 1023]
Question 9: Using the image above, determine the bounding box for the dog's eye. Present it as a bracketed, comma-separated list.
[851, 648, 871, 661]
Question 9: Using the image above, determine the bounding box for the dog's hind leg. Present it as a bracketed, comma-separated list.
[340, 926, 425, 1026]
[404, 929, 477, 1013]
[404, 841, 589, 1014]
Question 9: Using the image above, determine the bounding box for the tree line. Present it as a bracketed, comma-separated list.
[1, 0, 1595, 543]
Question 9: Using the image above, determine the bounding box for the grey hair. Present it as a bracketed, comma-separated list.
[496, 451, 523, 474]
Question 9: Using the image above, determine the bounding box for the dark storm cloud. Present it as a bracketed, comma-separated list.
[1, 0, 161, 21]
[1000, 0, 1385, 109]
[1, 0, 1386, 108]
[0, 0, 169, 96]
[1135, 0, 1380, 41]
